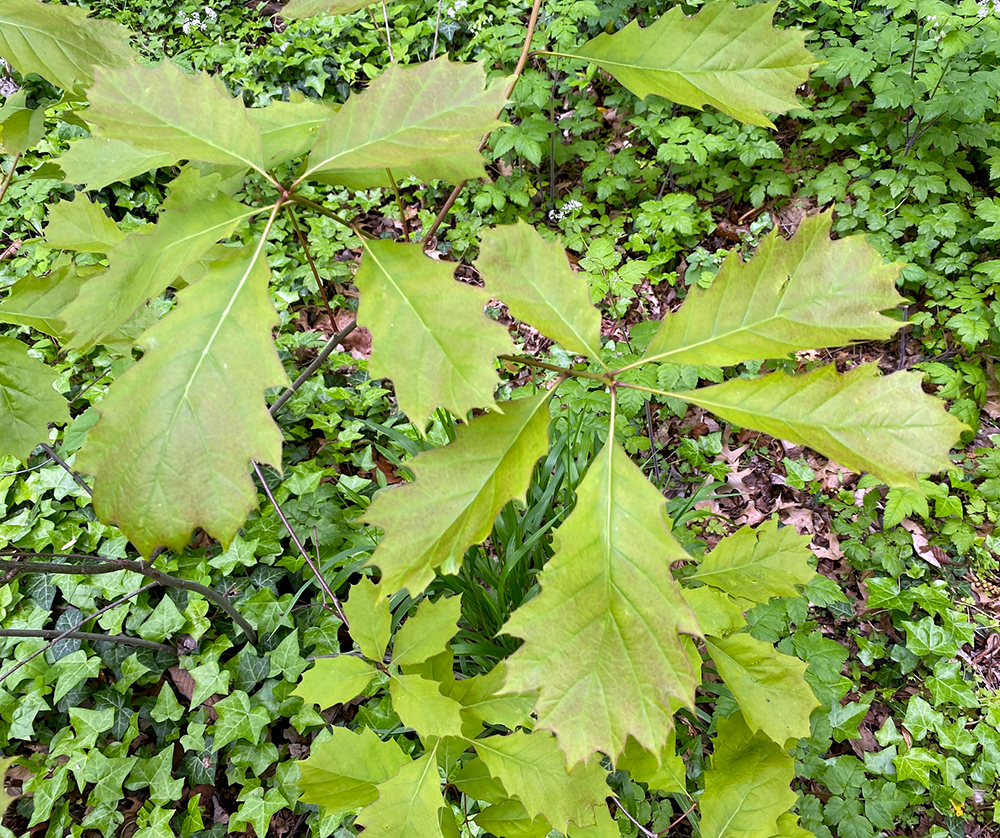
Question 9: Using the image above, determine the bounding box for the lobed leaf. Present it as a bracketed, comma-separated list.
[392, 596, 462, 667]
[475, 221, 603, 361]
[616, 732, 687, 794]
[248, 95, 340, 167]
[0, 267, 86, 340]
[356, 239, 514, 429]
[344, 576, 392, 662]
[681, 364, 966, 488]
[0, 91, 47, 155]
[0, 0, 133, 90]
[687, 519, 815, 603]
[0, 336, 69, 462]
[364, 391, 550, 595]
[44, 196, 126, 254]
[503, 441, 701, 766]
[293, 656, 376, 710]
[85, 60, 265, 172]
[356, 752, 446, 838]
[280, 0, 384, 18]
[76, 245, 288, 556]
[642, 214, 905, 367]
[304, 58, 508, 187]
[559, 1, 816, 128]
[699, 712, 796, 838]
[389, 673, 465, 739]
[57, 137, 177, 191]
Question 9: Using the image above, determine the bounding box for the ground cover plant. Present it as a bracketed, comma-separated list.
[0, 0, 998, 837]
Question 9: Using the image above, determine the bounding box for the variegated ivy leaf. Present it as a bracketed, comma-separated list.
[76, 244, 288, 555]
[554, 1, 816, 128]
[365, 391, 550, 595]
[85, 60, 266, 172]
[355, 238, 515, 431]
[503, 440, 701, 767]
[0, 0, 134, 90]
[303, 58, 508, 188]
[0, 336, 69, 462]
[643, 213, 905, 367]
[679, 363, 967, 488]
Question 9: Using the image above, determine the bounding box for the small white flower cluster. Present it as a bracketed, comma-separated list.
[0, 58, 17, 98]
[976, 0, 1000, 17]
[178, 5, 218, 34]
[549, 199, 583, 221]
[446, 0, 468, 18]
[470, 13, 494, 34]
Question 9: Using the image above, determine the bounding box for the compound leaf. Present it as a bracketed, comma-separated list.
[86, 60, 265, 171]
[0, 0, 133, 90]
[392, 596, 462, 667]
[365, 390, 550, 595]
[57, 137, 177, 191]
[356, 239, 514, 429]
[0, 336, 69, 462]
[76, 244, 288, 555]
[504, 441, 701, 767]
[475, 220, 602, 361]
[643, 214, 904, 366]
[61, 170, 252, 349]
[700, 712, 796, 838]
[344, 576, 392, 662]
[356, 752, 446, 838]
[297, 726, 410, 811]
[705, 633, 818, 746]
[304, 58, 507, 187]
[681, 364, 966, 488]
[687, 520, 815, 603]
[44, 196, 126, 253]
[293, 656, 376, 710]
[560, 2, 815, 128]
[474, 731, 608, 833]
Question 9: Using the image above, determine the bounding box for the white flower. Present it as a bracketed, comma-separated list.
[0, 78, 18, 98]
[204, 5, 218, 21]
[562, 199, 583, 212]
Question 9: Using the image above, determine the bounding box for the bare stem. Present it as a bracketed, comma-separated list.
[0, 629, 174, 654]
[610, 797, 658, 838]
[285, 204, 337, 324]
[499, 354, 612, 384]
[269, 318, 359, 416]
[288, 195, 372, 240]
[0, 152, 21, 206]
[39, 443, 93, 497]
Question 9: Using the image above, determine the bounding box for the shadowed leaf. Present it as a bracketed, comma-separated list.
[57, 137, 177, 191]
[0, 336, 69, 462]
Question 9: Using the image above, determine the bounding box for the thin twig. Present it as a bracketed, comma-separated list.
[288, 195, 372, 239]
[39, 443, 93, 496]
[644, 399, 661, 485]
[611, 797, 658, 838]
[0, 629, 174, 654]
[657, 801, 698, 836]
[421, 0, 545, 244]
[499, 354, 611, 384]
[382, 1, 395, 62]
[0, 152, 21, 206]
[252, 461, 348, 626]
[285, 204, 337, 325]
[431, 0, 443, 58]
[269, 318, 359, 416]
[0, 581, 158, 686]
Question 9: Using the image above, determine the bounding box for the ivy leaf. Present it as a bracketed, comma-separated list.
[559, 2, 816, 128]
[293, 656, 376, 709]
[229, 787, 288, 838]
[617, 732, 687, 794]
[344, 576, 392, 662]
[392, 596, 462, 667]
[76, 244, 288, 555]
[642, 214, 904, 366]
[355, 239, 514, 430]
[356, 752, 446, 838]
[280, 0, 383, 18]
[297, 727, 411, 810]
[304, 58, 507, 187]
[44, 197, 126, 253]
[473, 731, 608, 832]
[682, 364, 966, 488]
[390, 673, 465, 739]
[475, 221, 602, 361]
[210, 690, 271, 751]
[686, 520, 815, 603]
[883, 487, 928, 529]
[699, 712, 796, 838]
[365, 391, 550, 595]
[86, 60, 265, 171]
[57, 137, 177, 191]
[705, 633, 819, 746]
[0, 0, 133, 90]
[0, 336, 69, 462]
[61, 169, 252, 350]
[503, 440, 701, 766]
[248, 95, 340, 166]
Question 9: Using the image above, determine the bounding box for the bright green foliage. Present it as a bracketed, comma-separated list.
[476, 221, 603, 361]
[304, 58, 508, 187]
[43, 196, 126, 253]
[616, 732, 687, 794]
[699, 713, 797, 838]
[280, 0, 381, 18]
[356, 752, 447, 838]
[0, 335, 69, 461]
[557, 2, 815, 127]
[392, 595, 462, 667]
[365, 391, 550, 594]
[642, 213, 904, 366]
[683, 364, 966, 488]
[343, 575, 392, 662]
[293, 655, 376, 709]
[705, 633, 818, 746]
[0, 0, 133, 89]
[76, 245, 288, 555]
[688, 520, 815, 603]
[503, 440, 701, 766]
[390, 673, 464, 738]
[354, 238, 515, 431]
[86, 61, 265, 171]
[0, 91, 47, 155]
